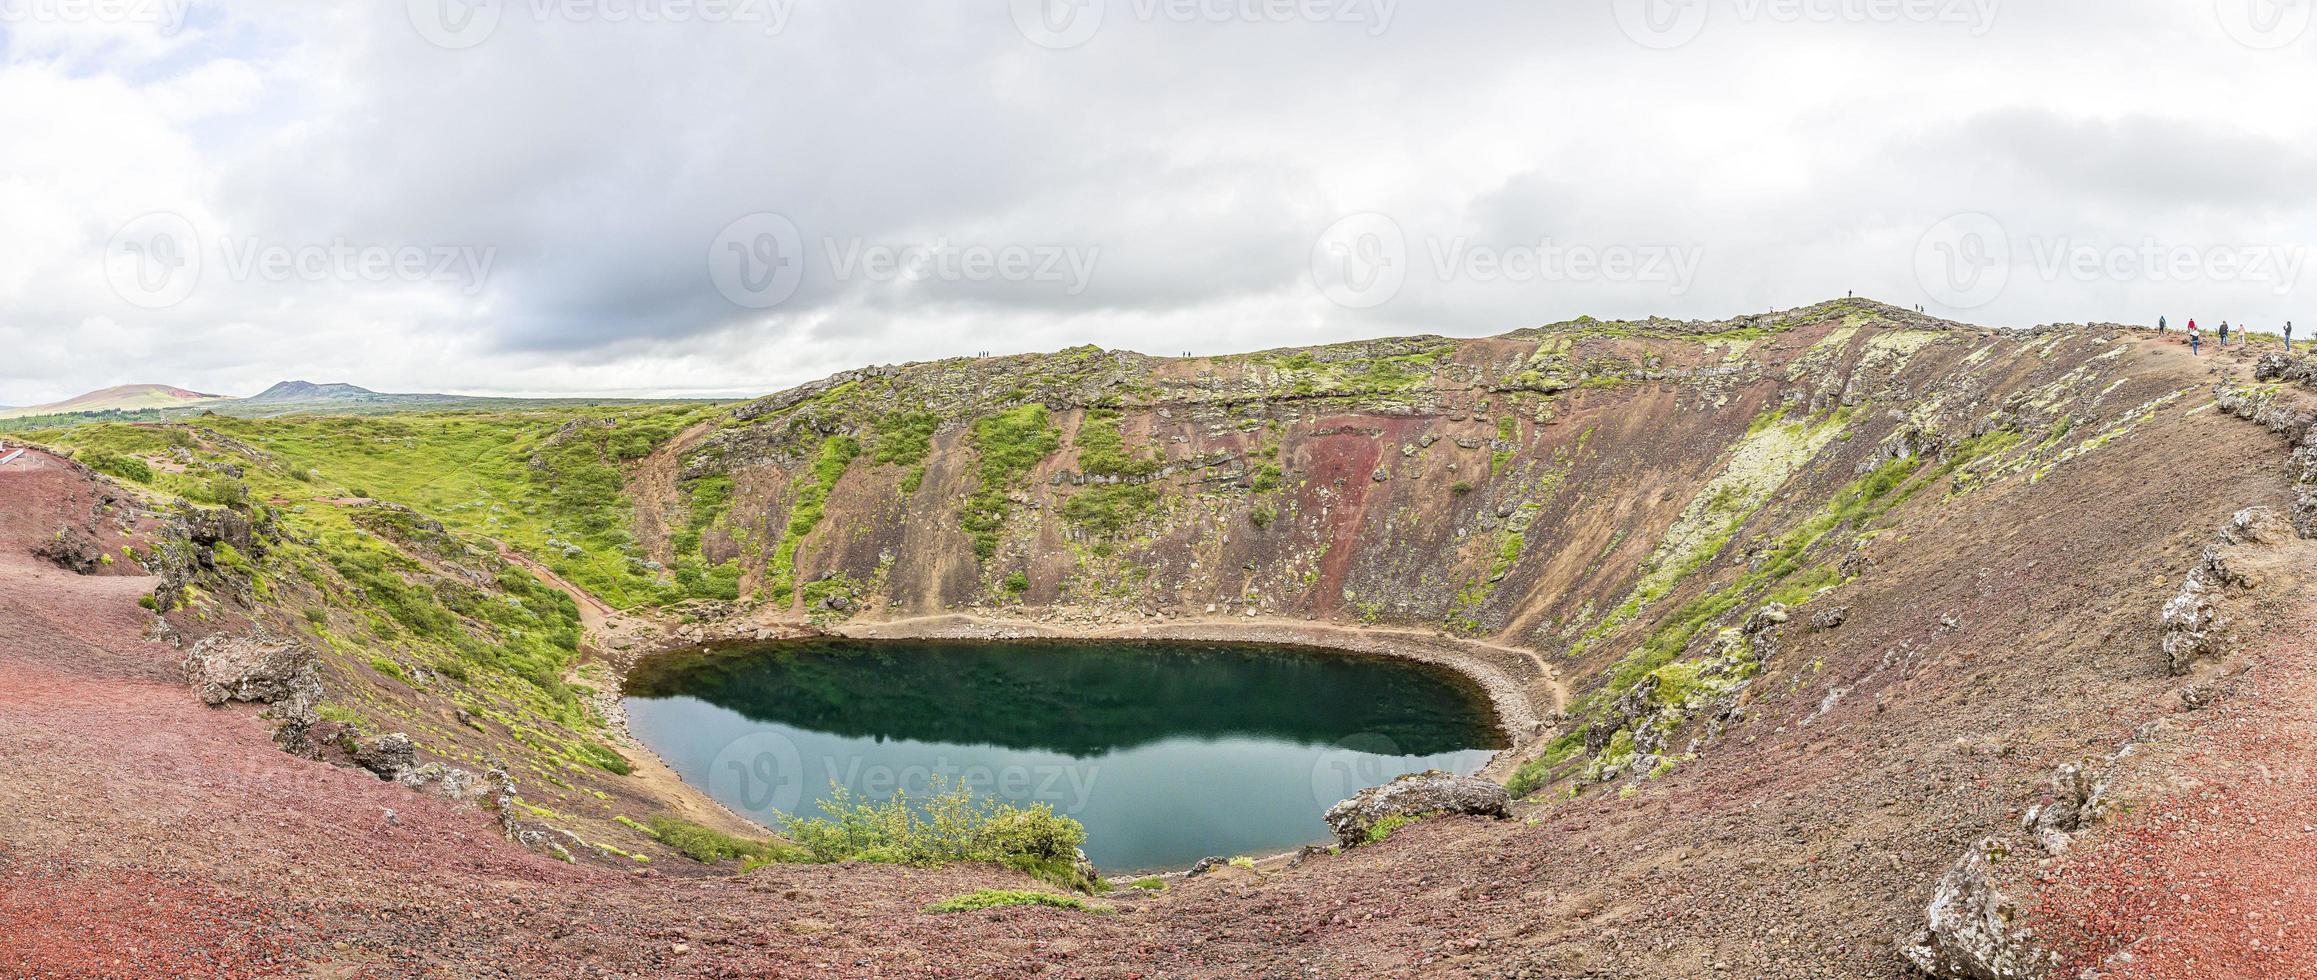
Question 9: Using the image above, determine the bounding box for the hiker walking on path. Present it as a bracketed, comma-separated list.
[2190, 320, 2202, 356]
[2220, 321, 2231, 348]
[2288, 321, 2295, 352]
[2159, 315, 2168, 334]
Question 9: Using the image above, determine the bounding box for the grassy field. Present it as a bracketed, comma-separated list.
[37, 405, 724, 610]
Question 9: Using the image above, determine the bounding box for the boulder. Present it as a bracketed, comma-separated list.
[351, 733, 419, 780]
[1900, 839, 2054, 979]
[185, 636, 320, 708]
[1323, 770, 1510, 848]
[31, 524, 104, 575]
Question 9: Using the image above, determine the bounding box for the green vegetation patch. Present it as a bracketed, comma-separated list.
[766, 435, 862, 601]
[927, 890, 1109, 915]
[782, 777, 1094, 891]
[962, 405, 1061, 559]
[643, 816, 805, 867]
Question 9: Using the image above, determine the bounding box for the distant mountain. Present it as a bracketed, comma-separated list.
[0, 384, 232, 419]
[242, 381, 405, 404]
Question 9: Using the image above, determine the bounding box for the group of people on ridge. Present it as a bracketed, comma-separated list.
[2158, 316, 2294, 357]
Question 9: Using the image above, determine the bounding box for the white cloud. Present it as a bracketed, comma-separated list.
[4, 0, 2314, 406]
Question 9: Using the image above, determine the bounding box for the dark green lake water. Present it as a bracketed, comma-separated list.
[622, 639, 1504, 872]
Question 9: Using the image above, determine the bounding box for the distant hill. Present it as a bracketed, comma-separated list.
[239, 381, 439, 405]
[0, 384, 232, 419]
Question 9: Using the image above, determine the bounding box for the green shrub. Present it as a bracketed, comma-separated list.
[928, 890, 1109, 914]
[79, 450, 153, 484]
[782, 778, 1093, 891]
[1127, 877, 1167, 891]
[1060, 483, 1157, 536]
[1363, 812, 1431, 844]
[1002, 571, 1031, 595]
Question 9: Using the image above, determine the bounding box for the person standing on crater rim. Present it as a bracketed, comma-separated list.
[2287, 321, 2295, 352]
[2220, 320, 2231, 348]
[2190, 319, 2201, 356]
[2159, 315, 2168, 335]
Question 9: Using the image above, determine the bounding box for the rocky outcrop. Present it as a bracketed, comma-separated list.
[2215, 381, 2317, 535]
[2020, 763, 2107, 855]
[1323, 770, 1510, 848]
[31, 524, 105, 574]
[186, 635, 320, 708]
[2160, 507, 2287, 674]
[350, 733, 419, 781]
[1900, 839, 2054, 980]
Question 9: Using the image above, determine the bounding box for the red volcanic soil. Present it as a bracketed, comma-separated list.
[2032, 630, 2317, 979]
[8, 335, 2317, 979]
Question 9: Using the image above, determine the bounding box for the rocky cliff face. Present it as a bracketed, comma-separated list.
[641, 299, 2200, 786]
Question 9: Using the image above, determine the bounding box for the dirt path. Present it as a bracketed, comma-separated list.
[493, 540, 613, 634]
[625, 418, 720, 564]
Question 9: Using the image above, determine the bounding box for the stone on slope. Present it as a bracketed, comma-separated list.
[1323, 770, 1510, 848]
[1900, 838, 2054, 980]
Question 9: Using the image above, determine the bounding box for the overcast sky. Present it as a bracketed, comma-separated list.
[2, 1, 2312, 404]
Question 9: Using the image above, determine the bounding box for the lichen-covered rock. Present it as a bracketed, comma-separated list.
[1900, 838, 2053, 979]
[185, 635, 320, 707]
[1323, 770, 1510, 848]
[351, 733, 419, 780]
[2160, 508, 2285, 674]
[2020, 763, 2106, 855]
[31, 524, 104, 574]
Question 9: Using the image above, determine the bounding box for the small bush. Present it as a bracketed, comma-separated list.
[1364, 812, 1430, 844]
[783, 778, 1093, 891]
[80, 450, 154, 484]
[927, 890, 1108, 914]
[1127, 877, 1167, 891]
[1449, 481, 1475, 496]
[1002, 571, 1031, 595]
